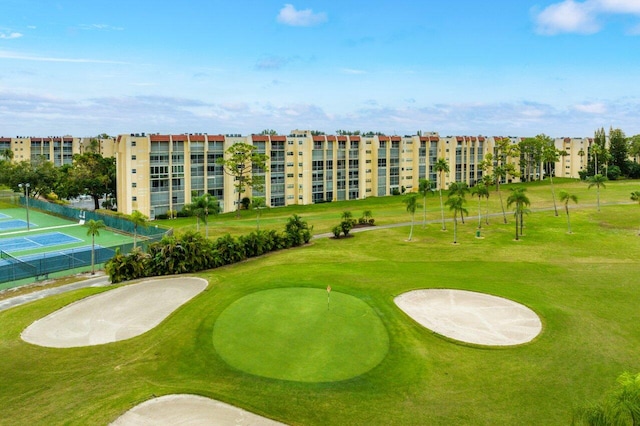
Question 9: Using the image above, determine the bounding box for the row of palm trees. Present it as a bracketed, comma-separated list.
[403, 157, 637, 243]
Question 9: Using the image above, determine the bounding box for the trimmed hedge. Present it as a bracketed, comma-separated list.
[106, 215, 312, 283]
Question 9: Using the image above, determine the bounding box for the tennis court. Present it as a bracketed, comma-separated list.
[0, 232, 82, 253]
[0, 213, 9, 219]
[0, 219, 36, 231]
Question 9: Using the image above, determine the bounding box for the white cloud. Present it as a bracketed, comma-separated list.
[533, 0, 640, 35]
[0, 32, 23, 39]
[573, 102, 607, 113]
[77, 24, 124, 31]
[0, 50, 127, 64]
[534, 0, 600, 35]
[277, 4, 327, 27]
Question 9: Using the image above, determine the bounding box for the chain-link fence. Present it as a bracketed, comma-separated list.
[0, 198, 171, 284]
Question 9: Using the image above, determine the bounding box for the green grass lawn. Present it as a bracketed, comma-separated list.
[0, 180, 639, 424]
[213, 288, 389, 382]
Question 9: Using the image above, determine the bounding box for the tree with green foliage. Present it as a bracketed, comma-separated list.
[631, 191, 640, 235]
[573, 371, 640, 426]
[130, 210, 148, 248]
[284, 214, 312, 246]
[481, 174, 494, 225]
[418, 178, 433, 228]
[216, 142, 269, 218]
[518, 136, 544, 182]
[540, 135, 560, 216]
[448, 182, 470, 224]
[434, 158, 449, 231]
[608, 127, 628, 176]
[186, 193, 220, 238]
[587, 174, 608, 212]
[471, 183, 489, 229]
[85, 219, 105, 275]
[403, 193, 419, 241]
[6, 157, 59, 199]
[445, 195, 467, 244]
[559, 190, 578, 234]
[57, 152, 116, 210]
[507, 187, 531, 241]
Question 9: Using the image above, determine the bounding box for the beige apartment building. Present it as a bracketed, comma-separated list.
[0, 132, 600, 219]
[114, 131, 533, 218]
[0, 135, 116, 165]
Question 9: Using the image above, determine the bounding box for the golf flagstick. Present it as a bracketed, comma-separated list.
[327, 285, 331, 310]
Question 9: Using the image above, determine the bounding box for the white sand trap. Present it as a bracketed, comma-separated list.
[110, 394, 286, 426]
[394, 289, 542, 346]
[21, 277, 208, 348]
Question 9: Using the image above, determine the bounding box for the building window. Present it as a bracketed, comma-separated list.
[132, 196, 137, 201]
[132, 141, 137, 147]
[132, 182, 137, 188]
[131, 155, 136, 160]
[132, 169, 136, 174]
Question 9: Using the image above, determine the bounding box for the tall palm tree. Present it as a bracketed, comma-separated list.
[559, 190, 578, 234]
[482, 175, 494, 225]
[445, 195, 467, 244]
[494, 165, 508, 224]
[418, 178, 432, 228]
[507, 187, 531, 241]
[542, 144, 560, 216]
[587, 174, 608, 212]
[403, 193, 419, 241]
[448, 182, 469, 224]
[130, 210, 148, 248]
[85, 219, 106, 275]
[631, 191, 640, 235]
[471, 183, 489, 229]
[434, 158, 449, 231]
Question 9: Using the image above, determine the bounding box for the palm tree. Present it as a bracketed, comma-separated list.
[482, 175, 494, 225]
[631, 191, 640, 235]
[448, 182, 470, 224]
[86, 219, 106, 275]
[188, 193, 220, 237]
[445, 195, 467, 244]
[471, 183, 489, 229]
[542, 145, 560, 216]
[434, 158, 449, 231]
[494, 165, 508, 224]
[507, 187, 531, 241]
[559, 190, 578, 234]
[587, 174, 608, 212]
[418, 178, 432, 228]
[403, 193, 419, 241]
[130, 210, 148, 248]
[573, 371, 640, 425]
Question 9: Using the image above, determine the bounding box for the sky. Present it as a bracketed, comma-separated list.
[1, 0, 639, 138]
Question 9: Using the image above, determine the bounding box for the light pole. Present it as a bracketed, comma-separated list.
[18, 183, 30, 231]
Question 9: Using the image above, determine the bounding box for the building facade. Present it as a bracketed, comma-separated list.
[114, 131, 536, 218]
[0, 135, 116, 165]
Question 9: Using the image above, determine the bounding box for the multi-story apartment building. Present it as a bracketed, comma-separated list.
[0, 132, 604, 219]
[0, 135, 116, 164]
[114, 131, 528, 218]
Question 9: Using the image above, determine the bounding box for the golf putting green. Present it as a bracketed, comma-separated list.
[212, 288, 389, 382]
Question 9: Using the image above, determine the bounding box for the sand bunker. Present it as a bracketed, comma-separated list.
[394, 289, 542, 346]
[21, 277, 208, 348]
[110, 394, 285, 426]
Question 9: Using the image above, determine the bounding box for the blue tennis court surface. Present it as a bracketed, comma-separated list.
[0, 219, 35, 231]
[0, 213, 9, 219]
[0, 232, 82, 253]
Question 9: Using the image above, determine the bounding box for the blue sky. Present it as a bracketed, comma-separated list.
[1, 0, 639, 137]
